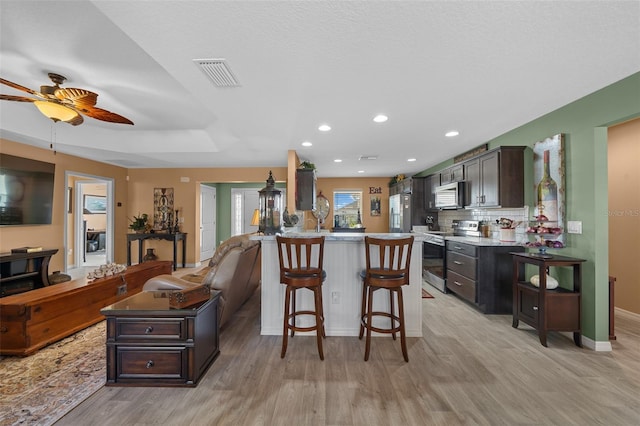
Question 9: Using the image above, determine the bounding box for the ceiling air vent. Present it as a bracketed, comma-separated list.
[193, 59, 240, 87]
[359, 155, 378, 161]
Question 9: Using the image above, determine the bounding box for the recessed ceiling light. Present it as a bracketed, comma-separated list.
[318, 124, 331, 132]
[407, 158, 417, 162]
[334, 158, 342, 163]
[301, 141, 312, 147]
[445, 130, 460, 137]
[373, 114, 388, 123]
[358, 170, 365, 173]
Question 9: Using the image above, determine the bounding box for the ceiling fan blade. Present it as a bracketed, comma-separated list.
[0, 94, 37, 102]
[0, 78, 43, 97]
[77, 105, 134, 125]
[54, 87, 98, 107]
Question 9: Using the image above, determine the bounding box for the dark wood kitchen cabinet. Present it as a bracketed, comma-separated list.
[439, 164, 464, 185]
[424, 174, 440, 211]
[511, 253, 585, 347]
[101, 290, 220, 387]
[446, 241, 524, 314]
[295, 169, 316, 211]
[463, 146, 525, 208]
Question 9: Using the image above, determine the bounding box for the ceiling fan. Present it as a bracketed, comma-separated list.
[0, 72, 133, 126]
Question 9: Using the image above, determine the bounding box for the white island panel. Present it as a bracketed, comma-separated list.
[254, 233, 423, 337]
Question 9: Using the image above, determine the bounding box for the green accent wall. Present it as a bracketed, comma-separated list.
[212, 182, 286, 243]
[417, 72, 640, 343]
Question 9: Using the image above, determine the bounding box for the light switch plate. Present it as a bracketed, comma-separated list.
[567, 221, 582, 234]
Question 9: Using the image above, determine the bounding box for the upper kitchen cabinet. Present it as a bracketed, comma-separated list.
[439, 164, 464, 185]
[424, 174, 440, 211]
[463, 146, 525, 208]
[295, 169, 316, 211]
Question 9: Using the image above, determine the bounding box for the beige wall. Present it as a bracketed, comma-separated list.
[1, 137, 392, 271]
[608, 118, 640, 314]
[126, 167, 288, 265]
[299, 177, 390, 233]
[1, 139, 129, 273]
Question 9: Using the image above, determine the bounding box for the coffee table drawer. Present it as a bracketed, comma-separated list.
[117, 347, 187, 380]
[115, 319, 184, 340]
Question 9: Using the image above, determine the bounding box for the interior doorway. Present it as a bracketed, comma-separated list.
[65, 172, 114, 276]
[200, 184, 217, 262]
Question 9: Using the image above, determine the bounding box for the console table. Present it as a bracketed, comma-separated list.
[511, 252, 585, 347]
[0, 249, 58, 297]
[101, 290, 220, 387]
[127, 233, 186, 271]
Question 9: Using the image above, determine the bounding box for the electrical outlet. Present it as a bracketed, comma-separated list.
[567, 221, 582, 234]
[331, 291, 340, 304]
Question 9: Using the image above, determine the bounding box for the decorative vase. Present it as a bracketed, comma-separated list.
[143, 248, 158, 262]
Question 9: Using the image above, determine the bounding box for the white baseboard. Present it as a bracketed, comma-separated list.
[581, 335, 612, 352]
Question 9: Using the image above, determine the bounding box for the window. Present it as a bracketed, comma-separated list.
[333, 190, 362, 228]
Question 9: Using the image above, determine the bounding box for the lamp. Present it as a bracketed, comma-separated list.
[34, 101, 83, 125]
[251, 209, 260, 227]
[258, 170, 282, 235]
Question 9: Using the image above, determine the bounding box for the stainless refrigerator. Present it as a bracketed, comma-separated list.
[389, 192, 412, 233]
[389, 177, 428, 233]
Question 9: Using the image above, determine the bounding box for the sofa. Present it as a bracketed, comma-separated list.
[143, 233, 261, 327]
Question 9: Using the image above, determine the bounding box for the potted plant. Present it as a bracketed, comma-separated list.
[298, 161, 316, 170]
[129, 213, 150, 233]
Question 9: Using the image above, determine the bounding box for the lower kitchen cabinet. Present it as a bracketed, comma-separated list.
[446, 240, 524, 314]
[101, 290, 220, 387]
[511, 252, 585, 347]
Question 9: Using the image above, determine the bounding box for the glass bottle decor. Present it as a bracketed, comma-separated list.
[536, 150, 558, 222]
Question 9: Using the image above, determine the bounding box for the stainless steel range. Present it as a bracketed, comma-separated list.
[415, 220, 481, 293]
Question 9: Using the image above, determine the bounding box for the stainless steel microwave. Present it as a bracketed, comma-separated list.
[434, 181, 465, 209]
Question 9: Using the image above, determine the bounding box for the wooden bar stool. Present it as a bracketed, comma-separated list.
[360, 236, 413, 361]
[276, 235, 326, 360]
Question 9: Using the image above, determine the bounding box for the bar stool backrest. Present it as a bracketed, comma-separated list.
[364, 236, 413, 286]
[276, 236, 325, 283]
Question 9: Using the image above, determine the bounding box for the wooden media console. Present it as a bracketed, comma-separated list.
[0, 261, 172, 356]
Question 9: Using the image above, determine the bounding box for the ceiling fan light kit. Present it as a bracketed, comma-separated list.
[33, 100, 83, 125]
[0, 72, 134, 126]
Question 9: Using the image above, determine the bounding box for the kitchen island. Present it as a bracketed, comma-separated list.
[252, 232, 424, 337]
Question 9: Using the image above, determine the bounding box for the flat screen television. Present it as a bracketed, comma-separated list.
[0, 153, 55, 226]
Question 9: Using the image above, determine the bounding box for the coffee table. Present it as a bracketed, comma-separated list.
[101, 290, 220, 387]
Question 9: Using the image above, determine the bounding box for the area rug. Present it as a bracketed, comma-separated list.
[422, 288, 434, 299]
[0, 321, 106, 426]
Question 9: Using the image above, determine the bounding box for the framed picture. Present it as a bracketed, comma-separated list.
[532, 133, 566, 246]
[370, 196, 381, 216]
[83, 195, 106, 214]
[154, 187, 174, 230]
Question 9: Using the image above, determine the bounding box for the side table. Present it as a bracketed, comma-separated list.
[511, 252, 586, 347]
[101, 290, 219, 387]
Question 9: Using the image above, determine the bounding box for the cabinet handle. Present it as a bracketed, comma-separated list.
[145, 326, 153, 334]
[146, 360, 154, 369]
[533, 306, 538, 311]
[453, 260, 463, 265]
[482, 195, 486, 203]
[454, 246, 463, 250]
[454, 281, 463, 286]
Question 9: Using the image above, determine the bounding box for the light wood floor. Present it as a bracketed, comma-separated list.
[57, 284, 640, 426]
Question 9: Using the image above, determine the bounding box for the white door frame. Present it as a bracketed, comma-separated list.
[64, 171, 114, 272]
[200, 184, 217, 262]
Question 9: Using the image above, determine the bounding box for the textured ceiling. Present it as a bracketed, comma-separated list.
[1, 1, 639, 178]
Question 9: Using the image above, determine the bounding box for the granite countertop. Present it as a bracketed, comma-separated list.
[251, 232, 426, 242]
[444, 235, 524, 247]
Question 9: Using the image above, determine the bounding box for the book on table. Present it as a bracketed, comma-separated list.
[11, 246, 43, 253]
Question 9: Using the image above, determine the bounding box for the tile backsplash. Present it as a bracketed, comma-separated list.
[438, 206, 531, 243]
